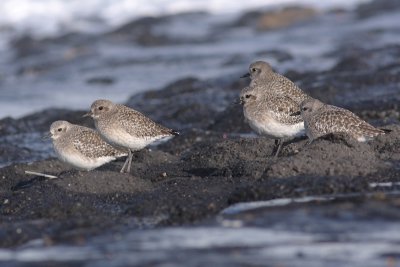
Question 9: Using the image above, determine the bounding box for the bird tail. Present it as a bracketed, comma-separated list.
[170, 129, 180, 136]
[380, 128, 392, 134]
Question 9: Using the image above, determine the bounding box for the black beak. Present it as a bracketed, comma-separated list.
[42, 132, 52, 140]
[233, 98, 241, 105]
[83, 111, 93, 118]
[240, 73, 250, 78]
[290, 111, 301, 116]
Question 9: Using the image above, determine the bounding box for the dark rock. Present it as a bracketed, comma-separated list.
[126, 77, 245, 130]
[231, 6, 317, 31]
[107, 12, 210, 46]
[331, 55, 371, 72]
[207, 103, 251, 133]
[264, 133, 381, 178]
[257, 6, 317, 31]
[356, 0, 400, 19]
[11, 35, 46, 58]
[221, 54, 249, 66]
[0, 109, 91, 135]
[109, 16, 167, 38]
[11, 33, 94, 60]
[329, 44, 400, 72]
[87, 76, 115, 85]
[182, 137, 274, 179]
[231, 10, 264, 28]
[229, 175, 370, 204]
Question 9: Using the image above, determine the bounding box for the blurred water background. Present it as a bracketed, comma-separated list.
[0, 0, 370, 118]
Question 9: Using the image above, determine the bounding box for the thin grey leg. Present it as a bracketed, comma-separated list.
[126, 150, 133, 173]
[120, 150, 131, 173]
[274, 139, 283, 158]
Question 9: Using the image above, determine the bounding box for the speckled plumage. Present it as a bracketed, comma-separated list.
[50, 120, 127, 171]
[87, 99, 179, 173]
[240, 61, 310, 156]
[299, 98, 386, 142]
[247, 62, 308, 104]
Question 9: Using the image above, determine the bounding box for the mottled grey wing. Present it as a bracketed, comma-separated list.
[315, 110, 381, 135]
[275, 74, 309, 104]
[73, 128, 122, 158]
[116, 106, 174, 138]
[265, 95, 303, 124]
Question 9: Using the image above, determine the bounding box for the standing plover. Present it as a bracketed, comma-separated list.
[240, 61, 310, 157]
[85, 99, 179, 173]
[292, 98, 389, 142]
[49, 120, 127, 171]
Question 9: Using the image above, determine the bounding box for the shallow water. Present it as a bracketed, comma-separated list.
[1, 194, 400, 267]
[1, 4, 398, 118]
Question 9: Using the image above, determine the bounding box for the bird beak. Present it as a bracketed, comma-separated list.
[240, 73, 250, 78]
[83, 111, 93, 118]
[42, 132, 52, 140]
[233, 98, 242, 105]
[290, 111, 301, 116]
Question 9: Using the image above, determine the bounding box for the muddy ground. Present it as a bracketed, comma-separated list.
[1, 71, 400, 249]
[0, 0, 400, 259]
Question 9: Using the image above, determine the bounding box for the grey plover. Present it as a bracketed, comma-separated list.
[292, 98, 389, 142]
[240, 61, 310, 157]
[85, 99, 179, 173]
[49, 120, 127, 171]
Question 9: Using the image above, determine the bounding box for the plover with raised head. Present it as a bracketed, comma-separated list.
[49, 120, 127, 171]
[292, 98, 389, 142]
[240, 61, 310, 157]
[85, 99, 179, 173]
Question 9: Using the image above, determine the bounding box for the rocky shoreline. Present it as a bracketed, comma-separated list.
[0, 1, 400, 263]
[1, 50, 400, 248]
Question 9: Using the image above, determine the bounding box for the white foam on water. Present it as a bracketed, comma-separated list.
[369, 182, 400, 188]
[0, 227, 314, 262]
[0, 223, 399, 267]
[0, 0, 369, 38]
[221, 196, 335, 215]
[257, 240, 400, 267]
[0, 0, 392, 120]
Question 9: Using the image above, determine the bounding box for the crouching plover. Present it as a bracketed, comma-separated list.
[240, 61, 310, 157]
[49, 120, 127, 171]
[292, 98, 390, 143]
[85, 99, 179, 173]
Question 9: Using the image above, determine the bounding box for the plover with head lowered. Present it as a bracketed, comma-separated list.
[240, 61, 311, 157]
[85, 99, 179, 173]
[292, 98, 390, 142]
[49, 120, 127, 171]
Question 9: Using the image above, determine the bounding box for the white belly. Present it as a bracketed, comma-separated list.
[248, 117, 305, 139]
[54, 146, 116, 171]
[100, 128, 169, 151]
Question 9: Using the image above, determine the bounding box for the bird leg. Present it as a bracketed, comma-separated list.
[273, 139, 284, 158]
[120, 150, 132, 173]
[126, 150, 133, 173]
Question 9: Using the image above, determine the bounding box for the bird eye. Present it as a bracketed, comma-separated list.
[245, 94, 251, 99]
[302, 107, 308, 111]
[58, 128, 62, 132]
[98, 106, 103, 111]
[251, 68, 257, 72]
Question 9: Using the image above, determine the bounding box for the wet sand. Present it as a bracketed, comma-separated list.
[1, 76, 399, 248]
